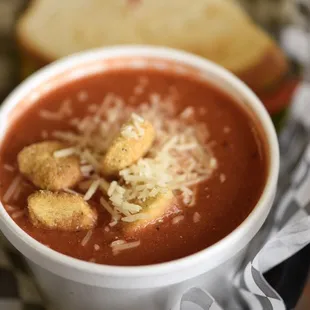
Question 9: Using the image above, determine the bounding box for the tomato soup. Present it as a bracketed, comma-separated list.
[0, 69, 267, 266]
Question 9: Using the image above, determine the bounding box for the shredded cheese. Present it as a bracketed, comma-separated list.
[77, 90, 89, 102]
[81, 230, 93, 246]
[11, 210, 25, 219]
[5, 204, 18, 212]
[80, 165, 94, 177]
[3, 176, 22, 203]
[12, 186, 21, 201]
[3, 164, 15, 172]
[220, 173, 226, 183]
[100, 197, 120, 220]
[53, 147, 77, 158]
[121, 113, 145, 140]
[110, 240, 140, 255]
[121, 213, 149, 222]
[84, 179, 101, 201]
[193, 212, 201, 223]
[40, 100, 72, 120]
[172, 215, 184, 224]
[47, 92, 217, 222]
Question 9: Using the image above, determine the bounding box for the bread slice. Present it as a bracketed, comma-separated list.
[17, 0, 288, 92]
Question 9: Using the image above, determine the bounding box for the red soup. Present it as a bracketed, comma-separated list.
[0, 69, 267, 266]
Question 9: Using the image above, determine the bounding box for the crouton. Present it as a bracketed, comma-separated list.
[123, 189, 178, 236]
[27, 190, 97, 231]
[101, 117, 155, 176]
[17, 141, 82, 191]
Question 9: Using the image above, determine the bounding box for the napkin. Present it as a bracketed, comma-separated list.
[176, 79, 310, 309]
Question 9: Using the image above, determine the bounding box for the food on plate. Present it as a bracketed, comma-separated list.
[17, 141, 82, 191]
[101, 115, 155, 176]
[16, 0, 297, 126]
[28, 190, 97, 231]
[0, 69, 267, 265]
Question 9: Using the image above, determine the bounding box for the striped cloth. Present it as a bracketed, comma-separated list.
[177, 83, 310, 309]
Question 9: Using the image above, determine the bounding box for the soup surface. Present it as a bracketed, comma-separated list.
[0, 69, 267, 266]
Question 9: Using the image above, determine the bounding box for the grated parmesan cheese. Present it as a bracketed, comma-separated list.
[81, 230, 93, 246]
[5, 204, 18, 212]
[40, 110, 62, 120]
[77, 90, 89, 102]
[80, 165, 94, 177]
[107, 181, 117, 197]
[172, 215, 184, 224]
[3, 164, 15, 172]
[121, 113, 145, 140]
[53, 147, 77, 158]
[109, 219, 118, 227]
[63, 188, 80, 195]
[121, 213, 149, 222]
[220, 173, 226, 183]
[84, 179, 101, 201]
[209, 158, 218, 169]
[11, 210, 25, 219]
[3, 176, 22, 203]
[132, 113, 144, 123]
[62, 99, 72, 116]
[110, 240, 126, 247]
[12, 186, 21, 201]
[40, 100, 72, 120]
[180, 107, 194, 119]
[193, 212, 201, 223]
[100, 197, 119, 220]
[45, 92, 217, 222]
[110, 240, 140, 255]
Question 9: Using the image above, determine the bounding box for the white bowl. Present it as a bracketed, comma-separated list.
[0, 46, 279, 310]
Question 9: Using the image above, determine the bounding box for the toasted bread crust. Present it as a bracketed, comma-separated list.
[28, 190, 97, 231]
[237, 43, 288, 93]
[17, 141, 82, 191]
[101, 120, 155, 176]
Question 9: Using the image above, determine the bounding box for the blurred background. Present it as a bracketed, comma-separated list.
[0, 0, 309, 128]
[0, 0, 309, 309]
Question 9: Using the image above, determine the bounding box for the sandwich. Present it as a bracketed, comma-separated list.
[16, 0, 298, 129]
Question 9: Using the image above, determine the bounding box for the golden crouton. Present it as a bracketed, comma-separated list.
[101, 116, 155, 176]
[17, 141, 82, 191]
[123, 189, 178, 236]
[28, 190, 97, 231]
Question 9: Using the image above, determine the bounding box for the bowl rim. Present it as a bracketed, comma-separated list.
[0, 45, 279, 278]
